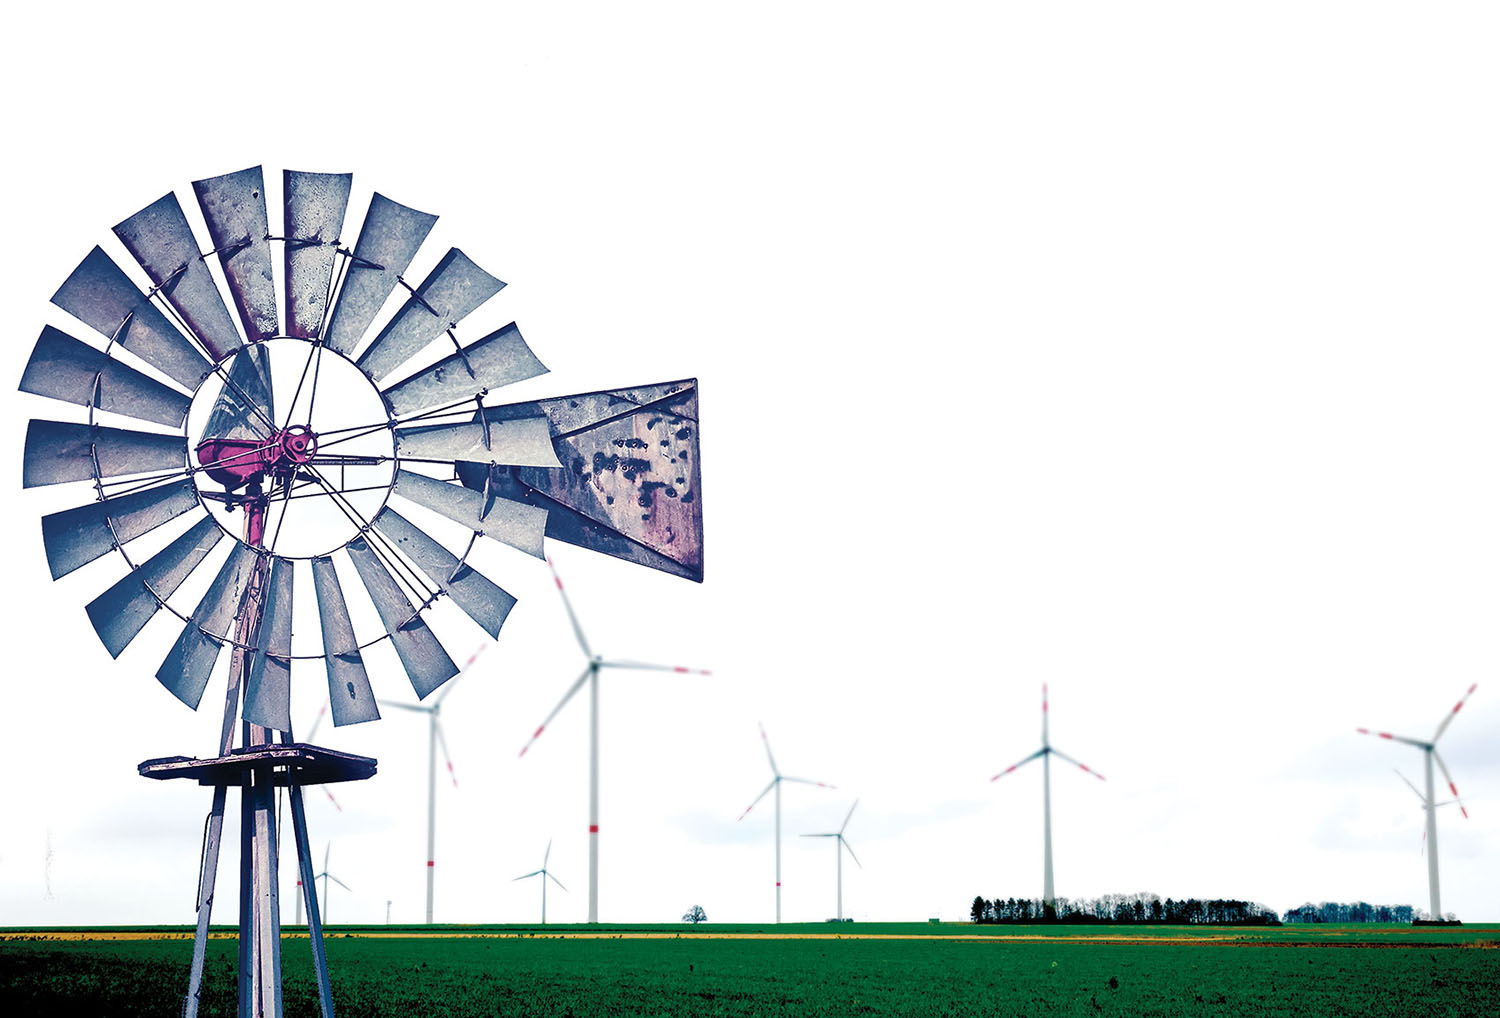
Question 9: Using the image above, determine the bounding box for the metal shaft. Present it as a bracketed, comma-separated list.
[426, 710, 437, 924]
[1042, 751, 1054, 910]
[836, 838, 843, 921]
[775, 779, 782, 923]
[588, 663, 600, 923]
[1425, 749, 1441, 920]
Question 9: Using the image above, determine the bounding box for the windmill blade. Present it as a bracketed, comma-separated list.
[1432, 751, 1469, 820]
[155, 543, 259, 709]
[283, 170, 353, 339]
[85, 514, 222, 658]
[758, 723, 779, 776]
[310, 555, 380, 726]
[841, 799, 859, 835]
[324, 193, 438, 356]
[394, 414, 560, 468]
[518, 665, 592, 757]
[434, 718, 459, 788]
[782, 777, 836, 789]
[23, 420, 185, 488]
[842, 837, 863, 869]
[1356, 727, 1428, 749]
[20, 326, 191, 429]
[373, 508, 516, 638]
[192, 166, 277, 343]
[345, 537, 459, 699]
[380, 323, 548, 417]
[113, 192, 242, 361]
[1394, 769, 1427, 804]
[512, 870, 543, 881]
[599, 659, 712, 675]
[41, 480, 200, 579]
[200, 345, 276, 445]
[355, 249, 504, 382]
[392, 469, 547, 558]
[1433, 683, 1478, 743]
[1051, 747, 1106, 781]
[244, 556, 294, 731]
[990, 748, 1046, 781]
[546, 557, 592, 659]
[738, 778, 777, 821]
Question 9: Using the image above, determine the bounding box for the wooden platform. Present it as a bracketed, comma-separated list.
[139, 743, 377, 786]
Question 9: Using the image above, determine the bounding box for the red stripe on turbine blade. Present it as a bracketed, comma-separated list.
[1450, 783, 1459, 796]
[1461, 807, 1469, 819]
[1356, 728, 1370, 734]
[589, 824, 599, 833]
[1379, 732, 1393, 739]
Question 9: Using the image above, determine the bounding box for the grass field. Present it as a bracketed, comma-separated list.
[3, 924, 1498, 1017]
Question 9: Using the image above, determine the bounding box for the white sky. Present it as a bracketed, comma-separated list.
[2, 2, 1498, 927]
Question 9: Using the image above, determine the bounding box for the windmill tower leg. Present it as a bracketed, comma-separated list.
[1042, 751, 1055, 914]
[287, 784, 335, 1018]
[775, 780, 782, 923]
[588, 664, 600, 923]
[426, 711, 437, 925]
[183, 785, 228, 1018]
[1425, 750, 1441, 920]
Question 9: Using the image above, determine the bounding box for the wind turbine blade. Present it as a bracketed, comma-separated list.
[782, 777, 836, 789]
[394, 414, 560, 468]
[345, 538, 459, 699]
[800, 833, 837, 838]
[518, 666, 591, 757]
[243, 556, 294, 731]
[1041, 682, 1050, 745]
[42, 480, 199, 579]
[50, 248, 212, 390]
[841, 799, 859, 835]
[1432, 683, 1478, 743]
[192, 166, 277, 343]
[1050, 747, 1106, 781]
[1394, 769, 1427, 804]
[374, 509, 516, 639]
[544, 839, 552, 867]
[990, 748, 1045, 781]
[434, 719, 459, 788]
[323, 844, 329, 870]
[355, 248, 504, 382]
[86, 515, 222, 658]
[512, 871, 543, 881]
[1432, 751, 1469, 819]
[393, 469, 547, 558]
[380, 323, 548, 417]
[155, 543, 259, 709]
[547, 872, 568, 891]
[842, 837, 862, 869]
[306, 704, 330, 742]
[1355, 728, 1428, 749]
[738, 778, 777, 821]
[327, 875, 351, 892]
[758, 723, 780, 776]
[19, 326, 192, 429]
[24, 420, 185, 488]
[324, 192, 438, 357]
[546, 556, 593, 659]
[283, 170, 352, 339]
[310, 555, 380, 726]
[599, 660, 711, 675]
[375, 699, 431, 714]
[113, 192, 242, 361]
[435, 643, 489, 704]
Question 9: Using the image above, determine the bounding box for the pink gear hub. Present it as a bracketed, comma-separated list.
[196, 425, 320, 491]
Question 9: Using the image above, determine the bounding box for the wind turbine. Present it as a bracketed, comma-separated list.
[738, 723, 834, 923]
[989, 684, 1105, 913]
[293, 704, 344, 927]
[378, 643, 488, 924]
[801, 799, 861, 921]
[312, 844, 350, 926]
[512, 839, 568, 924]
[1394, 770, 1456, 856]
[517, 556, 710, 923]
[1357, 683, 1476, 921]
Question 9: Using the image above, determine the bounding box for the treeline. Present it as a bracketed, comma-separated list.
[968, 893, 1278, 925]
[1282, 902, 1423, 923]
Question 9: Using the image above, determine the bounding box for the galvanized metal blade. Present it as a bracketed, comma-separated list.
[244, 556, 294, 730]
[155, 543, 259, 709]
[310, 555, 380, 726]
[283, 170, 353, 339]
[392, 469, 547, 558]
[324, 193, 437, 356]
[85, 514, 222, 658]
[113, 193, 242, 362]
[373, 508, 516, 638]
[380, 323, 548, 417]
[51, 247, 211, 390]
[23, 419, 185, 488]
[41, 479, 200, 579]
[193, 167, 277, 343]
[356, 249, 504, 382]
[201, 345, 276, 443]
[394, 412, 559, 468]
[20, 326, 192, 429]
[344, 538, 459, 698]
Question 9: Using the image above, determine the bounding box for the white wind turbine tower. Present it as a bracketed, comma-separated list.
[801, 799, 861, 921]
[1394, 770, 1457, 856]
[989, 684, 1105, 912]
[378, 643, 488, 924]
[738, 723, 835, 923]
[293, 704, 344, 927]
[513, 839, 568, 924]
[312, 844, 350, 926]
[1357, 683, 1476, 921]
[517, 557, 710, 923]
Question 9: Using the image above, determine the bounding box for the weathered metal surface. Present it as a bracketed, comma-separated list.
[85, 514, 223, 658]
[138, 743, 377, 785]
[373, 507, 516, 638]
[283, 170, 353, 339]
[51, 247, 212, 390]
[324, 193, 437, 357]
[23, 419, 186, 487]
[379, 323, 547, 417]
[193, 167, 277, 343]
[355, 248, 504, 382]
[392, 469, 547, 557]
[201, 345, 276, 446]
[394, 412, 560, 467]
[243, 556, 293, 731]
[40, 480, 200, 579]
[19, 326, 192, 429]
[155, 543, 259, 709]
[345, 537, 459, 698]
[113, 193, 243, 362]
[310, 555, 380, 726]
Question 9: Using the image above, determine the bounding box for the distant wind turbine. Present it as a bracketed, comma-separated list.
[989, 684, 1106, 912]
[801, 799, 861, 921]
[517, 557, 710, 923]
[312, 843, 349, 926]
[294, 704, 344, 927]
[738, 723, 834, 923]
[513, 839, 568, 924]
[1357, 683, 1476, 920]
[379, 643, 488, 924]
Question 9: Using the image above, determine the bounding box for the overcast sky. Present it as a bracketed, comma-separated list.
[2, 2, 1497, 928]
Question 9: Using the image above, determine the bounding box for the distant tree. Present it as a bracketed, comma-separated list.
[970, 896, 987, 924]
[682, 905, 707, 924]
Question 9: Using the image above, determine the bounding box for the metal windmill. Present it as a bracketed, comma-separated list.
[312, 843, 351, 926]
[801, 799, 861, 921]
[738, 723, 835, 923]
[988, 684, 1106, 913]
[513, 556, 710, 923]
[19, 166, 706, 1017]
[512, 839, 568, 924]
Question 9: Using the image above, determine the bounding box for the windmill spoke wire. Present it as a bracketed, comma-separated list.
[95, 439, 283, 501]
[299, 463, 435, 604]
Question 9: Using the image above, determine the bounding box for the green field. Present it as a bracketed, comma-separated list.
[3, 924, 1497, 1017]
